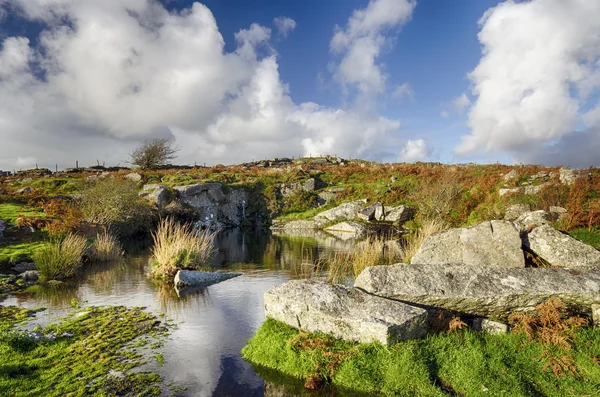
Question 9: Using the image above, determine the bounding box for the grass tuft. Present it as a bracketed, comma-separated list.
[32, 233, 88, 281]
[91, 230, 123, 262]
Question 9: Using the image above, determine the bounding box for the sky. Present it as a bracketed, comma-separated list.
[0, 0, 599, 170]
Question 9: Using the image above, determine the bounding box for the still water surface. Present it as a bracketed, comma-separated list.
[3, 231, 359, 396]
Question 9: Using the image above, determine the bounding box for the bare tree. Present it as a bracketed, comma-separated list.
[129, 138, 179, 169]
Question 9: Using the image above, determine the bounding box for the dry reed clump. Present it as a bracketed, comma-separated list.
[150, 217, 217, 279]
[33, 233, 88, 281]
[508, 297, 589, 376]
[401, 217, 449, 264]
[91, 230, 123, 262]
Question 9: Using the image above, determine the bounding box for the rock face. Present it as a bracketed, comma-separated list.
[504, 204, 531, 221]
[313, 201, 365, 225]
[514, 210, 557, 231]
[355, 264, 600, 319]
[525, 225, 600, 269]
[279, 178, 320, 197]
[174, 270, 241, 289]
[174, 183, 249, 229]
[412, 220, 524, 268]
[358, 202, 381, 221]
[324, 221, 367, 238]
[264, 280, 428, 345]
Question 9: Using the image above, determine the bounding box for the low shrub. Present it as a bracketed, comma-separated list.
[150, 218, 217, 279]
[33, 233, 88, 281]
[91, 231, 123, 262]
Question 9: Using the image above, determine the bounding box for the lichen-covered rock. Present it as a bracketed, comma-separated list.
[124, 172, 142, 182]
[140, 184, 171, 206]
[514, 210, 557, 231]
[525, 225, 600, 269]
[358, 202, 382, 221]
[412, 220, 524, 268]
[381, 205, 417, 223]
[504, 204, 531, 221]
[472, 318, 508, 334]
[277, 220, 317, 231]
[559, 167, 580, 185]
[355, 264, 600, 319]
[313, 201, 365, 226]
[264, 280, 428, 345]
[174, 270, 241, 289]
[324, 221, 367, 238]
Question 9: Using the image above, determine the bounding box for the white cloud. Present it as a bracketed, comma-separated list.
[398, 138, 431, 162]
[441, 93, 470, 118]
[455, 0, 600, 167]
[0, 0, 404, 170]
[330, 0, 415, 97]
[273, 16, 296, 38]
[392, 82, 414, 101]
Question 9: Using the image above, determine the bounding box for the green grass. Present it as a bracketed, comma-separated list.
[242, 319, 600, 397]
[0, 305, 171, 396]
[569, 227, 600, 249]
[0, 203, 46, 225]
[0, 240, 49, 264]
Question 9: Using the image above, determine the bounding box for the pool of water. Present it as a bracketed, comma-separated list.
[2, 231, 358, 396]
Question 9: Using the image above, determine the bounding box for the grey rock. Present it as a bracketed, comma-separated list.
[559, 167, 580, 185]
[525, 224, 600, 269]
[141, 184, 170, 206]
[412, 220, 524, 268]
[19, 270, 39, 282]
[124, 172, 142, 182]
[523, 184, 547, 195]
[324, 221, 367, 238]
[357, 202, 381, 221]
[499, 187, 520, 197]
[173, 270, 241, 289]
[317, 191, 337, 206]
[514, 210, 557, 231]
[549, 206, 568, 220]
[12, 262, 36, 273]
[264, 280, 428, 345]
[281, 220, 317, 231]
[314, 200, 365, 225]
[472, 318, 509, 334]
[16, 187, 32, 194]
[592, 304, 600, 327]
[383, 205, 417, 224]
[503, 170, 518, 181]
[303, 178, 317, 192]
[504, 204, 531, 221]
[355, 263, 600, 319]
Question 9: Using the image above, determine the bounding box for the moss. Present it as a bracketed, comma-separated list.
[0, 240, 49, 265]
[0, 203, 46, 225]
[569, 227, 600, 249]
[243, 318, 600, 396]
[0, 305, 173, 396]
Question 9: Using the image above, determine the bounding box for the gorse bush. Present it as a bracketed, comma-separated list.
[150, 218, 217, 279]
[79, 178, 154, 237]
[33, 233, 88, 281]
[91, 231, 123, 262]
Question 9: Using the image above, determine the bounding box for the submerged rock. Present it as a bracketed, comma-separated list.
[173, 270, 241, 289]
[525, 225, 600, 269]
[355, 263, 600, 319]
[264, 280, 427, 345]
[411, 220, 524, 268]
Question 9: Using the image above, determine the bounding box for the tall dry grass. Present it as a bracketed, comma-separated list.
[33, 233, 88, 281]
[91, 230, 123, 262]
[401, 217, 449, 264]
[150, 217, 217, 279]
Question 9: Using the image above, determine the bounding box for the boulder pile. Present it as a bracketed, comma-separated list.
[264, 210, 600, 344]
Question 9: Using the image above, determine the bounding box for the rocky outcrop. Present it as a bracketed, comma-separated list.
[264, 280, 428, 345]
[174, 270, 241, 289]
[504, 204, 531, 221]
[324, 221, 367, 239]
[279, 178, 321, 197]
[514, 210, 557, 231]
[411, 220, 524, 268]
[313, 201, 365, 226]
[358, 202, 381, 221]
[381, 205, 417, 223]
[355, 264, 600, 319]
[174, 183, 249, 230]
[140, 184, 171, 207]
[525, 225, 600, 269]
[559, 167, 581, 185]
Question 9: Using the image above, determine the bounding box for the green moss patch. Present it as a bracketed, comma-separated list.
[0, 305, 172, 396]
[569, 228, 600, 249]
[243, 318, 600, 396]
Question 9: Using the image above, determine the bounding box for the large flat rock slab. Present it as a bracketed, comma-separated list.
[355, 264, 600, 319]
[174, 270, 241, 289]
[264, 280, 427, 345]
[412, 220, 524, 268]
[525, 225, 600, 269]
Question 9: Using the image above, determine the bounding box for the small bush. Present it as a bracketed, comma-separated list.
[91, 231, 123, 262]
[150, 218, 217, 279]
[33, 233, 88, 281]
[129, 138, 179, 170]
[79, 178, 154, 237]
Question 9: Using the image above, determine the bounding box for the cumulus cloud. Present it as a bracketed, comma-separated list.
[392, 82, 414, 101]
[0, 0, 404, 170]
[398, 138, 431, 162]
[441, 93, 471, 118]
[330, 0, 415, 97]
[455, 0, 600, 167]
[273, 16, 296, 38]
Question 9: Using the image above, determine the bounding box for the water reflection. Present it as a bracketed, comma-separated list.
[4, 230, 361, 396]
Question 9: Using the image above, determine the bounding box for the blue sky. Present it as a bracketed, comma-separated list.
[0, 0, 599, 169]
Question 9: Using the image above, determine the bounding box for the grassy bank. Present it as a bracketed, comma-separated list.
[242, 318, 600, 396]
[0, 305, 172, 396]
